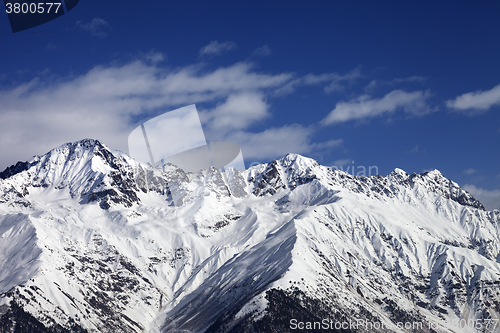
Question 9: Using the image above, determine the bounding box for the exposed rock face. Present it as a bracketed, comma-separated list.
[0, 139, 499, 332]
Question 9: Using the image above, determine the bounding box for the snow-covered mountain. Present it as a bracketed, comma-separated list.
[1, 139, 499, 333]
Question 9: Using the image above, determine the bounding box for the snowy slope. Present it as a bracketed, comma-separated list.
[0, 139, 499, 332]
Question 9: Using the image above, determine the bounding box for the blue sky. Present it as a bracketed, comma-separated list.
[0, 1, 499, 209]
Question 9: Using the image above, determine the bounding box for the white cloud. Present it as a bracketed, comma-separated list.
[392, 76, 426, 84]
[463, 168, 476, 175]
[324, 67, 362, 93]
[0, 61, 297, 170]
[141, 50, 165, 64]
[253, 45, 272, 57]
[446, 83, 500, 112]
[463, 184, 500, 211]
[76, 18, 110, 37]
[0, 58, 343, 171]
[331, 159, 353, 167]
[200, 92, 270, 135]
[408, 145, 419, 153]
[365, 76, 426, 93]
[364, 80, 378, 93]
[225, 126, 342, 161]
[322, 90, 432, 125]
[199, 41, 237, 56]
[274, 67, 361, 96]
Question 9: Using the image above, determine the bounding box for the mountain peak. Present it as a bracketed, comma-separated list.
[0, 161, 31, 180]
[411, 169, 485, 210]
[391, 167, 408, 175]
[279, 153, 320, 168]
[47, 138, 105, 156]
[422, 168, 445, 177]
[388, 168, 410, 186]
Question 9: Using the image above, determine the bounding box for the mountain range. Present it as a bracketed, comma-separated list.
[0, 139, 499, 333]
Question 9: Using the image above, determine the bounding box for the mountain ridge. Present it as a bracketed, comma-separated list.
[0, 139, 487, 212]
[0, 139, 499, 333]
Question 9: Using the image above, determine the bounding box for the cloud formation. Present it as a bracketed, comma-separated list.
[463, 184, 500, 211]
[331, 158, 353, 167]
[391, 76, 426, 84]
[0, 59, 344, 170]
[321, 90, 432, 125]
[199, 41, 237, 56]
[76, 18, 111, 37]
[252, 45, 272, 57]
[365, 76, 426, 93]
[463, 168, 476, 175]
[200, 92, 270, 134]
[408, 145, 419, 153]
[446, 83, 500, 113]
[140, 51, 166, 64]
[275, 67, 361, 96]
[225, 126, 342, 161]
